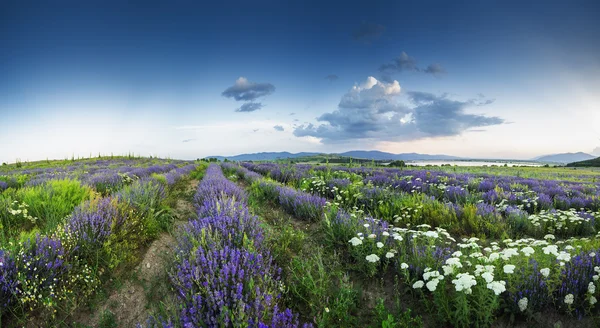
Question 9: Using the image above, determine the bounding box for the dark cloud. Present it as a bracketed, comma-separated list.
[293, 118, 299, 122]
[380, 52, 445, 76]
[352, 22, 385, 43]
[273, 125, 284, 132]
[424, 63, 446, 75]
[290, 112, 296, 116]
[325, 74, 339, 81]
[293, 77, 503, 143]
[253, 129, 259, 132]
[182, 138, 196, 143]
[407, 91, 503, 136]
[236, 102, 264, 112]
[222, 77, 275, 101]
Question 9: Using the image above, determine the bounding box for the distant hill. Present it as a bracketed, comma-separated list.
[533, 152, 595, 164]
[566, 157, 600, 167]
[209, 152, 321, 161]
[338, 150, 462, 161]
[207, 150, 462, 162]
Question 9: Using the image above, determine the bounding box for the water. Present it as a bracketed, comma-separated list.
[407, 160, 543, 167]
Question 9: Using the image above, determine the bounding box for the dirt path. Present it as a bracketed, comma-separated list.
[74, 179, 199, 328]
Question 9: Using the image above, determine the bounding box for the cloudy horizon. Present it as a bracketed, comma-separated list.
[1, 1, 599, 163]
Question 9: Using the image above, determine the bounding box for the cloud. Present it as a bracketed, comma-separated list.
[592, 147, 600, 156]
[236, 102, 264, 112]
[222, 77, 275, 101]
[424, 63, 446, 75]
[352, 22, 385, 43]
[253, 129, 259, 132]
[273, 125, 284, 132]
[380, 52, 445, 76]
[293, 76, 503, 143]
[182, 138, 196, 143]
[325, 74, 339, 82]
[290, 112, 296, 116]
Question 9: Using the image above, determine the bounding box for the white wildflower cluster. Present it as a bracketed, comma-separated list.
[8, 200, 38, 224]
[528, 209, 594, 236]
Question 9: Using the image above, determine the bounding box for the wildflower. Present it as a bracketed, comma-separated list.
[385, 252, 395, 258]
[591, 296, 598, 305]
[564, 294, 574, 305]
[542, 245, 558, 255]
[366, 254, 380, 263]
[325, 307, 330, 313]
[521, 247, 535, 257]
[363, 223, 370, 228]
[589, 282, 596, 294]
[486, 280, 506, 295]
[590, 252, 596, 257]
[368, 234, 376, 239]
[400, 262, 408, 269]
[544, 234, 555, 240]
[376, 242, 384, 248]
[349, 237, 363, 246]
[556, 251, 571, 262]
[426, 279, 440, 292]
[481, 272, 494, 283]
[518, 297, 528, 312]
[540, 268, 550, 278]
[413, 280, 424, 289]
[452, 273, 477, 294]
[503, 264, 516, 274]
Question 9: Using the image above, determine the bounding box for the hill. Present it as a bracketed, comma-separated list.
[208, 150, 463, 162]
[566, 157, 600, 167]
[533, 152, 595, 164]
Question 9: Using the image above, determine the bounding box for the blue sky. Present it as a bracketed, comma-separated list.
[1, 0, 600, 163]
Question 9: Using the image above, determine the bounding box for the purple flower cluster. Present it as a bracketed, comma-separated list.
[276, 185, 326, 221]
[193, 165, 247, 207]
[166, 164, 308, 327]
[164, 164, 197, 186]
[0, 181, 7, 192]
[0, 249, 17, 311]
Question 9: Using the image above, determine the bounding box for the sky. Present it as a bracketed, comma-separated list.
[1, 0, 600, 163]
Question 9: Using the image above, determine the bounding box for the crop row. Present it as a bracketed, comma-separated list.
[147, 164, 311, 327]
[0, 161, 196, 325]
[227, 162, 600, 326]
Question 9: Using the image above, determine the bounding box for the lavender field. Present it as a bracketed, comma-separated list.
[2, 158, 600, 327]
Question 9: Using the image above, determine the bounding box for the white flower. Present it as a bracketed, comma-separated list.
[503, 264, 516, 274]
[486, 280, 506, 295]
[518, 297, 528, 312]
[366, 254, 380, 263]
[591, 296, 597, 305]
[445, 257, 463, 268]
[542, 245, 558, 256]
[540, 268, 550, 278]
[594, 275, 599, 281]
[385, 252, 395, 259]
[426, 279, 440, 292]
[363, 223, 370, 228]
[521, 247, 535, 257]
[382, 231, 390, 236]
[481, 272, 494, 283]
[556, 251, 571, 262]
[544, 234, 555, 240]
[349, 237, 363, 246]
[590, 252, 596, 257]
[452, 273, 477, 294]
[413, 280, 424, 289]
[589, 282, 596, 294]
[376, 242, 384, 248]
[325, 307, 330, 313]
[564, 294, 574, 305]
[368, 234, 376, 239]
[452, 251, 463, 257]
[400, 262, 409, 269]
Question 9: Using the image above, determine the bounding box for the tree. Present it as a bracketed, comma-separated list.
[388, 160, 406, 167]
